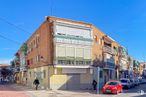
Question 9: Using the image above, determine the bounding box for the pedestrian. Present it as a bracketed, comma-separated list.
[92, 79, 97, 90]
[33, 78, 40, 90]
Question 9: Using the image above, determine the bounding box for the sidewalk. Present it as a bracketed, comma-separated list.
[12, 84, 106, 97]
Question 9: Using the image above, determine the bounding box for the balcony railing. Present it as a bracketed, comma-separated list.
[103, 45, 115, 55]
[56, 59, 92, 66]
[103, 62, 115, 69]
[14, 68, 20, 72]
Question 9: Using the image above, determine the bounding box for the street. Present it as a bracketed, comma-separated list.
[0, 84, 29, 97]
[0, 83, 146, 97]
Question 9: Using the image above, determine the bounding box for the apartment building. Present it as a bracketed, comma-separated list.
[13, 16, 144, 90]
[92, 26, 121, 88]
[13, 43, 27, 84]
[118, 46, 129, 78]
[26, 16, 93, 90]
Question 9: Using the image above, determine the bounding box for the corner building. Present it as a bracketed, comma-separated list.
[26, 17, 93, 90]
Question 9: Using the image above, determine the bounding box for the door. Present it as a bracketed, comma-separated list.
[67, 74, 80, 90]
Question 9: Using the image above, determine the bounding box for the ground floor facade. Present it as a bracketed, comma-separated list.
[93, 67, 116, 89]
[27, 66, 93, 90]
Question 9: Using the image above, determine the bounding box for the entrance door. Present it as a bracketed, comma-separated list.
[67, 74, 80, 90]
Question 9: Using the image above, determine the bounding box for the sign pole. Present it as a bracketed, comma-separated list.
[97, 67, 100, 94]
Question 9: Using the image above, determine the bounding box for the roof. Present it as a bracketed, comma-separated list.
[0, 64, 9, 68]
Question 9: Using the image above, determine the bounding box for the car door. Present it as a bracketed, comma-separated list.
[118, 82, 122, 91]
[119, 83, 122, 91]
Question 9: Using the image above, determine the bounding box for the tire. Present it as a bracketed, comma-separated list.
[120, 89, 123, 93]
[115, 90, 118, 95]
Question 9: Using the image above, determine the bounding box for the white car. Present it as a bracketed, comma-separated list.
[120, 78, 132, 89]
[134, 78, 140, 86]
[141, 78, 146, 84]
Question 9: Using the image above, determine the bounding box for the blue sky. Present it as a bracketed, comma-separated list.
[0, 0, 146, 64]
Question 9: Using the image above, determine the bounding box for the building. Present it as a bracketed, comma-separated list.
[14, 16, 142, 90]
[92, 26, 119, 88]
[18, 43, 28, 85]
[0, 64, 13, 82]
[133, 60, 140, 78]
[26, 16, 93, 90]
[139, 62, 145, 76]
[119, 46, 129, 78]
[128, 56, 134, 79]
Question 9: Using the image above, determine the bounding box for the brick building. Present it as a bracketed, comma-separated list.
[13, 16, 143, 90]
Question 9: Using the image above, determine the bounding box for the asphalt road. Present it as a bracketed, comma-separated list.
[0, 83, 146, 97]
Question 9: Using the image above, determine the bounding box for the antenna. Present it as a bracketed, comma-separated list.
[49, 0, 53, 16]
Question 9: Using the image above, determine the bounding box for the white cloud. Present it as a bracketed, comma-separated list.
[0, 59, 12, 64]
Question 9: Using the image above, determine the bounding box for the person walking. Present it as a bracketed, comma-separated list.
[33, 78, 40, 90]
[92, 79, 97, 90]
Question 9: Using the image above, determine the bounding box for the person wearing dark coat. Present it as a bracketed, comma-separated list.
[33, 78, 40, 90]
[92, 80, 97, 90]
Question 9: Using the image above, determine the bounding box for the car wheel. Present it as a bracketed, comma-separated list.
[120, 89, 123, 93]
[116, 90, 118, 94]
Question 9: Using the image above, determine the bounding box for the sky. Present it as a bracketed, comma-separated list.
[0, 0, 146, 64]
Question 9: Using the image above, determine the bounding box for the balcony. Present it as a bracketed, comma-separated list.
[55, 58, 92, 68]
[103, 45, 115, 55]
[103, 62, 115, 70]
[14, 67, 20, 73]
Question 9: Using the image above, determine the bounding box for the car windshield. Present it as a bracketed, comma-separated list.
[120, 80, 128, 83]
[106, 82, 118, 86]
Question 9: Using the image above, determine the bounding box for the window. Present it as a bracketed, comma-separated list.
[99, 38, 102, 45]
[30, 58, 33, 65]
[43, 70, 46, 78]
[33, 40, 35, 48]
[36, 55, 40, 62]
[85, 61, 91, 65]
[76, 61, 84, 65]
[27, 60, 30, 65]
[66, 60, 71, 64]
[30, 42, 33, 51]
[66, 60, 74, 65]
[94, 35, 98, 43]
[58, 60, 66, 64]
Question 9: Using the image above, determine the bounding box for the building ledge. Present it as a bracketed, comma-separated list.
[54, 65, 92, 68]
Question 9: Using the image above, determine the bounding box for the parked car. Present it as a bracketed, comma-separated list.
[134, 78, 140, 86]
[120, 78, 132, 89]
[129, 79, 135, 88]
[141, 78, 146, 84]
[138, 78, 143, 84]
[102, 80, 123, 94]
